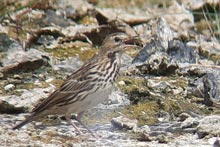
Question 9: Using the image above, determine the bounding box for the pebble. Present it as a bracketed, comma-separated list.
[111, 116, 138, 131]
[4, 84, 15, 91]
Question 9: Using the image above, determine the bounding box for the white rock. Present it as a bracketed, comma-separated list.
[4, 84, 15, 91]
[111, 116, 138, 131]
[118, 80, 126, 86]
[197, 115, 220, 138]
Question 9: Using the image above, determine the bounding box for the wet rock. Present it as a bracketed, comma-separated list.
[4, 84, 15, 91]
[197, 115, 220, 139]
[0, 49, 50, 74]
[111, 116, 138, 131]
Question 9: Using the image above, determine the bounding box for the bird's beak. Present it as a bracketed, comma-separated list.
[122, 36, 143, 49]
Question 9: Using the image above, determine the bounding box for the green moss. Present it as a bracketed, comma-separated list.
[122, 101, 159, 126]
[117, 76, 150, 104]
[118, 75, 213, 126]
[44, 45, 98, 61]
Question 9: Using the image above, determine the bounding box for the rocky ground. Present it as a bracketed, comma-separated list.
[0, 0, 220, 146]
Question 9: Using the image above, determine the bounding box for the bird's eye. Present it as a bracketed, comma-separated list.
[114, 37, 121, 43]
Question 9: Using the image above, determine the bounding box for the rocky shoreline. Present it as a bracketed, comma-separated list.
[0, 0, 220, 146]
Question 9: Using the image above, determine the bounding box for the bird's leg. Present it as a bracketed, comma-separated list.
[74, 112, 95, 136]
[65, 115, 83, 135]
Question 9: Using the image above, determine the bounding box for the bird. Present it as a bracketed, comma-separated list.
[12, 32, 142, 135]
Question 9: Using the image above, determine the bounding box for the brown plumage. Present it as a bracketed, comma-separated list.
[12, 33, 141, 134]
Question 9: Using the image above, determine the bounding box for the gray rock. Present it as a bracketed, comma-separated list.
[111, 116, 138, 131]
[0, 49, 50, 74]
[197, 115, 220, 139]
[0, 87, 55, 111]
[180, 117, 199, 129]
[53, 56, 84, 73]
[104, 90, 130, 107]
[178, 112, 191, 122]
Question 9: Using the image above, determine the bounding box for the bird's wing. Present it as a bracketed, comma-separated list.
[32, 79, 93, 114]
[31, 60, 99, 114]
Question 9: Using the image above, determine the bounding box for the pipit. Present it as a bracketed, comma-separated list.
[12, 33, 142, 135]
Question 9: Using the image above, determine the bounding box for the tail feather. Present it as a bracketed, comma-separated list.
[12, 115, 35, 130]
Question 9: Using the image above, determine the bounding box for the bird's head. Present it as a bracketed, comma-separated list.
[98, 33, 143, 58]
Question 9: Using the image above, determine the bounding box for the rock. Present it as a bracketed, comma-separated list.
[57, 0, 93, 20]
[111, 116, 138, 131]
[0, 33, 14, 52]
[94, 8, 149, 26]
[163, 1, 194, 34]
[135, 125, 151, 135]
[180, 117, 199, 129]
[197, 115, 220, 139]
[118, 80, 126, 86]
[0, 87, 55, 111]
[167, 39, 199, 63]
[213, 137, 220, 147]
[198, 39, 220, 63]
[178, 113, 191, 122]
[0, 49, 50, 74]
[44, 9, 75, 27]
[0, 100, 25, 114]
[53, 56, 84, 73]
[105, 90, 130, 106]
[4, 84, 15, 91]
[179, 0, 220, 11]
[145, 52, 178, 75]
[156, 17, 175, 49]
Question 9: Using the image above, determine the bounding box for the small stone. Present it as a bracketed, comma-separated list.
[138, 133, 152, 141]
[4, 84, 15, 91]
[0, 72, 4, 78]
[213, 138, 220, 147]
[178, 113, 191, 122]
[118, 80, 126, 86]
[45, 78, 54, 83]
[111, 116, 138, 131]
[180, 117, 199, 129]
[38, 74, 46, 80]
[13, 74, 22, 79]
[135, 125, 151, 133]
[156, 134, 168, 143]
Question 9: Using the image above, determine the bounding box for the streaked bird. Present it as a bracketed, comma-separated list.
[12, 33, 142, 134]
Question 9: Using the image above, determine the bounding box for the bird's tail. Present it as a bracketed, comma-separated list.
[12, 114, 35, 130]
